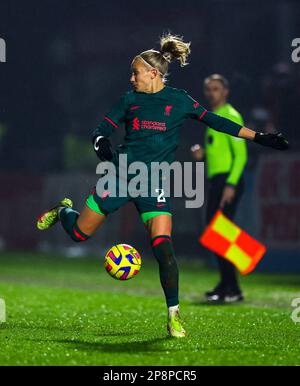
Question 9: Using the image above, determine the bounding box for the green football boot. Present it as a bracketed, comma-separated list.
[167, 309, 186, 338]
[37, 198, 73, 230]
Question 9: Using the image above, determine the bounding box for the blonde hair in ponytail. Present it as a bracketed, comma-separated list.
[133, 33, 191, 81]
[160, 33, 191, 67]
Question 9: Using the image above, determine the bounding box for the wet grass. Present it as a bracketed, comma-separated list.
[0, 252, 300, 366]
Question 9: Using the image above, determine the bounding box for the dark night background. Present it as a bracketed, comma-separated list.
[0, 0, 299, 270]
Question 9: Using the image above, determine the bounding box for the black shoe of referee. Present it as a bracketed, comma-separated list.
[205, 284, 244, 304]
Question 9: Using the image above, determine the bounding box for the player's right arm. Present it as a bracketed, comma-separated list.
[92, 93, 128, 161]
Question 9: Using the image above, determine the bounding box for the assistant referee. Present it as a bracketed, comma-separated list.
[192, 74, 247, 303]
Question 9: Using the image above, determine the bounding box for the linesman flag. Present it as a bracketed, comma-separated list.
[199, 210, 266, 275]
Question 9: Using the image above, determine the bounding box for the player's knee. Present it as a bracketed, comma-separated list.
[151, 235, 172, 248]
[151, 235, 176, 262]
[70, 223, 90, 243]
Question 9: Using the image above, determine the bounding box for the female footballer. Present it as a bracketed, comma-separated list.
[37, 34, 288, 338]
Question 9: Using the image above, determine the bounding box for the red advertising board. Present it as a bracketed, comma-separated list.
[256, 154, 300, 249]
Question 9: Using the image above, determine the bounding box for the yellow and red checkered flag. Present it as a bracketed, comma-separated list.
[199, 210, 266, 275]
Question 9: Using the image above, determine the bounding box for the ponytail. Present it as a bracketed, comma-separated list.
[133, 33, 191, 81]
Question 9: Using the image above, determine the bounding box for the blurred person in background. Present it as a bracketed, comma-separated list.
[191, 74, 247, 303]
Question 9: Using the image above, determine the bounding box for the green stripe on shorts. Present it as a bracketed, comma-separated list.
[140, 211, 172, 224]
[86, 194, 106, 216]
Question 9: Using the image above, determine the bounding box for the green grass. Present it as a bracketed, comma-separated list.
[0, 252, 300, 366]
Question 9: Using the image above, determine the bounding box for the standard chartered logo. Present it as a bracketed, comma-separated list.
[0, 38, 6, 63]
[291, 298, 300, 323]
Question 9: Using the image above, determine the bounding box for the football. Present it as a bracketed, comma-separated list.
[104, 244, 142, 280]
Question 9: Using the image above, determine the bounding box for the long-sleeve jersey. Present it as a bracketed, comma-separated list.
[92, 86, 243, 166]
[205, 103, 247, 185]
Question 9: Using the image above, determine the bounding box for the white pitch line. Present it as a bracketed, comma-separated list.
[0, 298, 6, 323]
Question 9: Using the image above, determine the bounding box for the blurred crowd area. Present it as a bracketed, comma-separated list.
[0, 0, 300, 173]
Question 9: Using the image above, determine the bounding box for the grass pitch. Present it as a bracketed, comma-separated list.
[0, 252, 300, 366]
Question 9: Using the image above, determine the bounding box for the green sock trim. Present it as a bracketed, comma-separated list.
[141, 211, 172, 224]
[86, 194, 106, 216]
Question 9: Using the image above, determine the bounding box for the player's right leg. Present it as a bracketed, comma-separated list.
[37, 197, 73, 231]
[60, 204, 106, 241]
[37, 180, 130, 241]
[37, 192, 107, 241]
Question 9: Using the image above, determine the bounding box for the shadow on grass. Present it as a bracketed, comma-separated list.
[189, 300, 243, 307]
[42, 336, 173, 354]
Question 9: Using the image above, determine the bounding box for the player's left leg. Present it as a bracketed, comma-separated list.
[141, 212, 186, 338]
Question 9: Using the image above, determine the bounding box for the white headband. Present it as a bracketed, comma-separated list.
[135, 55, 165, 77]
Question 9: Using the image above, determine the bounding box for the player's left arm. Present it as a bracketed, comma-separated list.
[201, 112, 289, 150]
[185, 93, 289, 150]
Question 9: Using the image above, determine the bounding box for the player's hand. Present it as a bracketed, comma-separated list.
[190, 144, 205, 160]
[220, 185, 236, 209]
[254, 132, 289, 150]
[93, 136, 113, 161]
